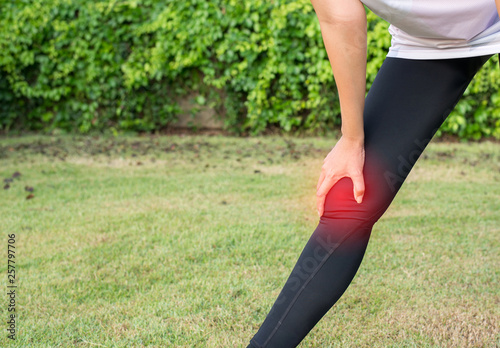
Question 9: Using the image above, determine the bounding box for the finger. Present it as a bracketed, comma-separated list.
[317, 170, 326, 191]
[317, 174, 339, 216]
[351, 173, 365, 203]
[316, 194, 325, 217]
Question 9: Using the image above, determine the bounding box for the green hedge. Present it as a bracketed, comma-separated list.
[1, 0, 499, 139]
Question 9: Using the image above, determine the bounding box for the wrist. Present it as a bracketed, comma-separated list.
[341, 122, 364, 142]
[341, 133, 364, 144]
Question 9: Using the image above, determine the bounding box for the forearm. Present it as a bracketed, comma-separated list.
[496, 0, 500, 18]
[310, 0, 367, 141]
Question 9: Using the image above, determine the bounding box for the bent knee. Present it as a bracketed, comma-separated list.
[321, 176, 392, 226]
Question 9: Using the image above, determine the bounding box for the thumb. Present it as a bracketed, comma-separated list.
[351, 173, 365, 204]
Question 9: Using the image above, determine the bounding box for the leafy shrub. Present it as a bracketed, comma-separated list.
[0, 0, 498, 139]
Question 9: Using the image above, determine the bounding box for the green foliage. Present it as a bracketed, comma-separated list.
[0, 0, 498, 139]
[439, 55, 500, 140]
[0, 0, 182, 134]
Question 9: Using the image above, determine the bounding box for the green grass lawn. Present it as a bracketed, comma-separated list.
[0, 134, 498, 347]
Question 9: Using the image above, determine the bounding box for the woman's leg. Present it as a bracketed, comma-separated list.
[247, 54, 492, 348]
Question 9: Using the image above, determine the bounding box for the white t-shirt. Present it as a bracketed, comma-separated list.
[361, 0, 500, 59]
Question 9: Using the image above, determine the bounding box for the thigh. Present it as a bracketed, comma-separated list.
[363, 55, 491, 171]
[322, 55, 492, 224]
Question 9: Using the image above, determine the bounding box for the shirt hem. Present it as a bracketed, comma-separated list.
[386, 45, 500, 60]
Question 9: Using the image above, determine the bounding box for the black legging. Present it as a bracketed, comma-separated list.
[247, 54, 493, 348]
